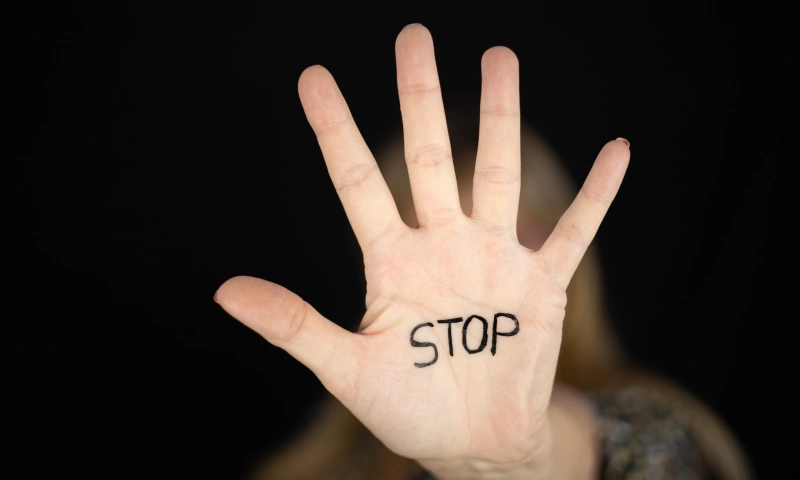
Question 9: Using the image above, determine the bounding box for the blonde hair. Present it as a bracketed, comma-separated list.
[247, 106, 753, 480]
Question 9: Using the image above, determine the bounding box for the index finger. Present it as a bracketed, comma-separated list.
[298, 65, 405, 250]
[537, 139, 630, 287]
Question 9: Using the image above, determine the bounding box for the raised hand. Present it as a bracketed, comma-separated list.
[215, 24, 629, 480]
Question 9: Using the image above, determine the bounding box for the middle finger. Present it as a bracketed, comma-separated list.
[395, 24, 461, 227]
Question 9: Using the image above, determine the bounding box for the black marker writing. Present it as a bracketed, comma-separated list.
[491, 313, 519, 356]
[410, 322, 438, 368]
[462, 315, 488, 354]
[410, 313, 520, 367]
[436, 318, 463, 356]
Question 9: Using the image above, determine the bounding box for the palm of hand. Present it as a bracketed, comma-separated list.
[354, 221, 564, 462]
[216, 23, 629, 475]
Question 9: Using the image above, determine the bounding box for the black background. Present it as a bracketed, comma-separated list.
[10, 2, 791, 479]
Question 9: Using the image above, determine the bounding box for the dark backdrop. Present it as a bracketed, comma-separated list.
[10, 2, 791, 479]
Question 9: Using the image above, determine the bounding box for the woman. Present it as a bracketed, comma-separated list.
[216, 24, 752, 479]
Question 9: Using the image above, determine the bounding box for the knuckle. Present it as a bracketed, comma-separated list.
[407, 143, 452, 167]
[474, 165, 520, 185]
[420, 206, 462, 226]
[398, 82, 441, 96]
[312, 114, 351, 137]
[479, 106, 520, 117]
[333, 163, 378, 192]
[581, 185, 611, 206]
[562, 222, 589, 249]
[281, 300, 311, 343]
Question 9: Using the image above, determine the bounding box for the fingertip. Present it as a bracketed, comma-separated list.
[298, 64, 331, 92]
[213, 276, 310, 340]
[597, 139, 632, 179]
[400, 22, 430, 36]
[214, 275, 256, 309]
[600, 138, 632, 160]
[481, 46, 518, 70]
[396, 22, 433, 52]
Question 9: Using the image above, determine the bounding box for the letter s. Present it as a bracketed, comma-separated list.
[410, 322, 438, 368]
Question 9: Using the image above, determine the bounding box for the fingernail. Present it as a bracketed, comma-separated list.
[213, 291, 219, 304]
[616, 137, 630, 148]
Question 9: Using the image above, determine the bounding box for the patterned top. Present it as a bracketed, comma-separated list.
[590, 385, 711, 479]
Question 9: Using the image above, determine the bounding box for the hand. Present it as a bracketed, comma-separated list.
[215, 24, 629, 479]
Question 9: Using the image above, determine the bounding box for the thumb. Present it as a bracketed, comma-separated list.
[215, 275, 362, 397]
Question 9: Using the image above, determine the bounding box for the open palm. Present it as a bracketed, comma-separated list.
[216, 24, 629, 478]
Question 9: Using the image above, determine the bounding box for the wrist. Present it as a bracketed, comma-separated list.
[417, 423, 551, 480]
[420, 456, 547, 480]
[420, 384, 600, 480]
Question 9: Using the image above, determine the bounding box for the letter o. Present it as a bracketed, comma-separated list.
[461, 315, 489, 354]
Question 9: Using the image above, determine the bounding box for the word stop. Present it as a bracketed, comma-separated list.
[409, 313, 519, 368]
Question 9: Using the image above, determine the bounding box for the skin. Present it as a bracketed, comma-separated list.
[215, 24, 630, 480]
